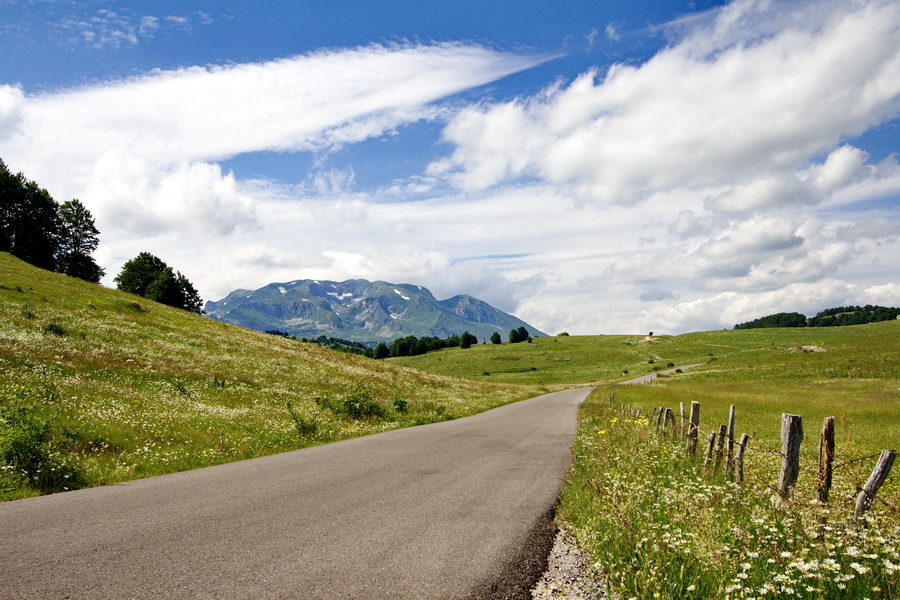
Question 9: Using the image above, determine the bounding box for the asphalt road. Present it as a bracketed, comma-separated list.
[619, 363, 705, 385]
[1, 387, 592, 600]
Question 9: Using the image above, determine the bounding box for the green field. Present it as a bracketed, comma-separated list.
[3, 250, 898, 597]
[0, 253, 539, 500]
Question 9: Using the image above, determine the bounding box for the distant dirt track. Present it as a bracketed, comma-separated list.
[1, 388, 592, 599]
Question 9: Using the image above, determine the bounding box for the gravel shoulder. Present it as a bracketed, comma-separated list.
[531, 528, 607, 600]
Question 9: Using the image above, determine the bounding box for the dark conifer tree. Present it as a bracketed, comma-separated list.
[57, 199, 105, 283]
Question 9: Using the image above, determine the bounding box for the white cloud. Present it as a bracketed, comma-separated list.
[0, 85, 24, 141]
[85, 152, 258, 237]
[53, 7, 206, 50]
[431, 0, 900, 205]
[3, 43, 545, 196]
[413, 0, 900, 334]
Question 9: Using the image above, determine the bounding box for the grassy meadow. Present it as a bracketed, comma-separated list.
[0, 253, 540, 500]
[399, 322, 900, 598]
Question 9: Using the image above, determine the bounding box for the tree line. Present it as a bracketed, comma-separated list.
[1, 158, 202, 313]
[1, 159, 105, 283]
[381, 327, 533, 358]
[265, 326, 536, 360]
[734, 305, 900, 329]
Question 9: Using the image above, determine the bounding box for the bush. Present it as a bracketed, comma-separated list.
[392, 399, 408, 413]
[317, 386, 387, 420]
[343, 387, 387, 420]
[43, 323, 66, 336]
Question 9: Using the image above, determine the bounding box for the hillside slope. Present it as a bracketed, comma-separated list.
[205, 279, 547, 342]
[0, 253, 538, 500]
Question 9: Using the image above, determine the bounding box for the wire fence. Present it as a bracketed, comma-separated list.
[608, 385, 897, 520]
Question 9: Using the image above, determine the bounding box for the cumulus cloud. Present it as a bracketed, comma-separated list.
[84, 152, 258, 236]
[651, 277, 900, 333]
[413, 0, 900, 334]
[0, 85, 24, 142]
[431, 0, 900, 204]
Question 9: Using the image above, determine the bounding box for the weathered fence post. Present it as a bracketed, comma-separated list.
[735, 433, 749, 484]
[713, 423, 728, 476]
[778, 414, 803, 500]
[686, 401, 700, 455]
[609, 385, 616, 409]
[703, 432, 717, 474]
[726, 405, 736, 478]
[855, 450, 897, 520]
[680, 402, 686, 440]
[664, 408, 675, 437]
[656, 407, 666, 428]
[817, 416, 835, 503]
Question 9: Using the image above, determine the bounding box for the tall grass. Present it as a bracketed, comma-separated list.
[559, 392, 899, 599]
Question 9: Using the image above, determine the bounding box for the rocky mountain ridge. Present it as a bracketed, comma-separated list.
[205, 279, 546, 343]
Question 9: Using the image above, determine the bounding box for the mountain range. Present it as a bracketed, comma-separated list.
[204, 279, 546, 344]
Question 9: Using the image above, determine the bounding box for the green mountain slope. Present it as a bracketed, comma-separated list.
[0, 253, 538, 500]
[204, 279, 547, 343]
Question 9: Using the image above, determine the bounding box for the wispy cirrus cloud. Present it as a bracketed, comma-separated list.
[0, 42, 548, 238]
[55, 6, 207, 50]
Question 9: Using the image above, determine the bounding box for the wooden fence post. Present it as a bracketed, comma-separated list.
[817, 417, 835, 503]
[713, 424, 727, 476]
[686, 401, 700, 455]
[855, 450, 897, 520]
[735, 434, 749, 484]
[680, 402, 686, 440]
[778, 414, 803, 500]
[726, 405, 736, 478]
[664, 408, 675, 437]
[609, 385, 616, 409]
[703, 432, 717, 474]
[656, 407, 666, 428]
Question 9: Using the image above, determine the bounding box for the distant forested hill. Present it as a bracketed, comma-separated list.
[734, 305, 900, 329]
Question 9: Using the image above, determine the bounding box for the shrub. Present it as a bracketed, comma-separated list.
[43, 323, 66, 336]
[316, 385, 388, 420]
[392, 399, 408, 413]
[342, 386, 387, 420]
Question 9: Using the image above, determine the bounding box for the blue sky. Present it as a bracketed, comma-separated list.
[1, 0, 899, 335]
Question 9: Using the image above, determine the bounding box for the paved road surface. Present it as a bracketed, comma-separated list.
[1, 388, 592, 600]
[619, 363, 705, 385]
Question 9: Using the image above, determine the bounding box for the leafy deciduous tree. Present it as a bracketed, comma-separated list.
[115, 252, 203, 314]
